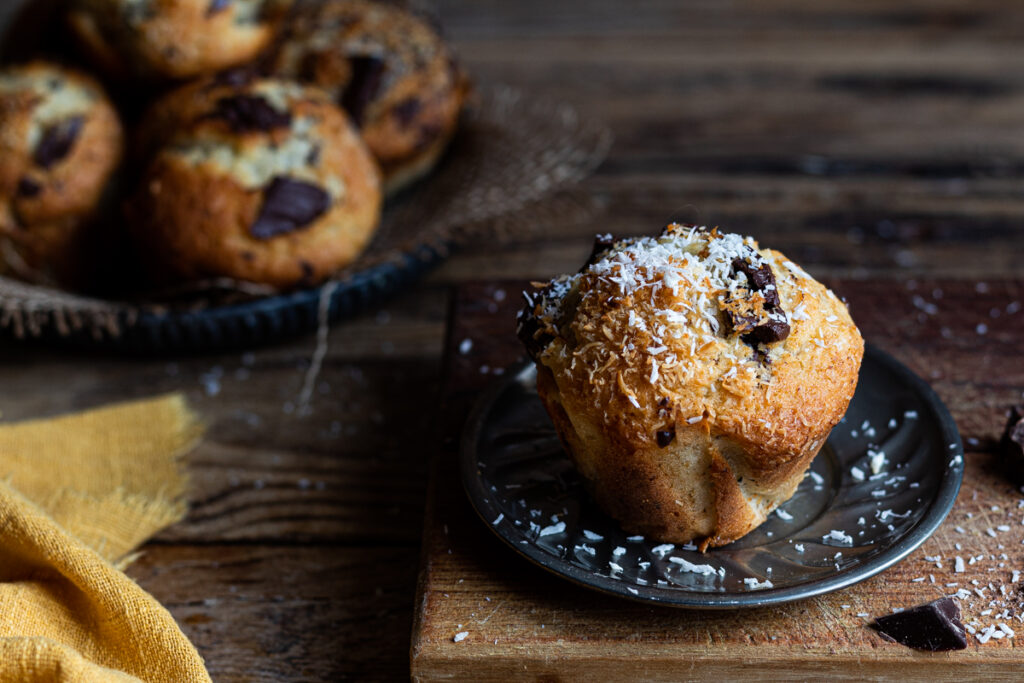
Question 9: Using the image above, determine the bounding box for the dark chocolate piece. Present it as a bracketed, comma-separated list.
[208, 95, 291, 133]
[999, 404, 1024, 472]
[741, 318, 791, 345]
[393, 97, 421, 127]
[871, 597, 967, 651]
[723, 307, 761, 336]
[340, 56, 387, 127]
[16, 177, 41, 197]
[656, 429, 676, 448]
[732, 256, 780, 308]
[250, 177, 330, 240]
[206, 0, 231, 16]
[33, 115, 84, 169]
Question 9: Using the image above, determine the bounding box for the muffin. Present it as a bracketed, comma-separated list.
[128, 79, 381, 288]
[0, 61, 124, 286]
[518, 224, 863, 549]
[68, 0, 291, 81]
[269, 0, 468, 193]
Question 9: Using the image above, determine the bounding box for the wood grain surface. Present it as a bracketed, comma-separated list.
[1, 0, 1024, 679]
[411, 280, 1024, 681]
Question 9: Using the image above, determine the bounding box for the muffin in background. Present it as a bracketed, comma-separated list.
[128, 79, 381, 289]
[269, 0, 468, 194]
[68, 0, 292, 81]
[0, 61, 123, 288]
[518, 224, 863, 549]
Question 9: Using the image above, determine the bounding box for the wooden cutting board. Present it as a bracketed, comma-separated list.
[411, 279, 1024, 681]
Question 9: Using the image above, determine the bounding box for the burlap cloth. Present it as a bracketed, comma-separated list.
[0, 85, 611, 342]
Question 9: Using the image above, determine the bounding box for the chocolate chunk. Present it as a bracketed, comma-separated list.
[579, 234, 616, 273]
[206, 0, 230, 16]
[33, 115, 84, 168]
[656, 429, 676, 448]
[723, 308, 761, 336]
[16, 177, 41, 197]
[208, 95, 291, 133]
[657, 397, 670, 409]
[871, 597, 967, 651]
[741, 318, 791, 345]
[393, 97, 421, 127]
[999, 404, 1024, 474]
[340, 56, 387, 127]
[250, 177, 330, 240]
[732, 257, 780, 308]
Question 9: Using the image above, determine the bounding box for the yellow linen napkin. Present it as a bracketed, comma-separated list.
[0, 394, 211, 682]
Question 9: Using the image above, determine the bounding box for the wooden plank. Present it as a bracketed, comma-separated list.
[411, 279, 1024, 681]
[129, 544, 420, 682]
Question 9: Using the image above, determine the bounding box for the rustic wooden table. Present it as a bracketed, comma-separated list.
[3, 1, 1024, 680]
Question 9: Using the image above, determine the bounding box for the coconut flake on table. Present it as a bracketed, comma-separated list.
[743, 577, 774, 590]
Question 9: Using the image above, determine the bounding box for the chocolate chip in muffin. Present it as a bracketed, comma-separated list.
[742, 318, 790, 345]
[208, 95, 291, 133]
[723, 253, 791, 344]
[341, 55, 387, 126]
[871, 597, 967, 651]
[250, 176, 331, 239]
[656, 429, 676, 447]
[732, 256, 783, 308]
[16, 177, 41, 197]
[34, 115, 84, 169]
